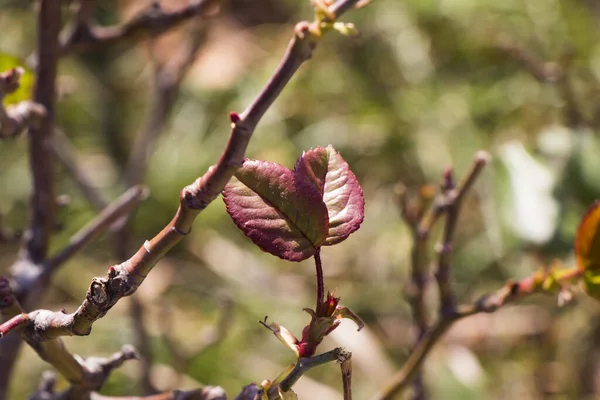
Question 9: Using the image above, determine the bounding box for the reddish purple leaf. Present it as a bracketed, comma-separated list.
[295, 145, 364, 245]
[222, 160, 329, 261]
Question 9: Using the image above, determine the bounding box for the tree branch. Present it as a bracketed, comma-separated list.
[396, 184, 437, 400]
[43, 185, 148, 273]
[52, 128, 109, 211]
[371, 151, 586, 400]
[60, 0, 219, 55]
[435, 152, 490, 317]
[371, 265, 583, 400]
[23, 0, 61, 264]
[274, 347, 351, 396]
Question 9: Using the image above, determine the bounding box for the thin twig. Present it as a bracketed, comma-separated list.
[160, 296, 234, 377]
[233, 385, 262, 400]
[373, 173, 585, 400]
[341, 353, 353, 400]
[372, 152, 491, 400]
[23, 0, 61, 264]
[495, 36, 563, 83]
[371, 267, 586, 400]
[43, 185, 148, 273]
[495, 37, 588, 128]
[397, 184, 436, 400]
[435, 152, 490, 317]
[60, 0, 219, 55]
[124, 20, 207, 188]
[27, 344, 140, 399]
[52, 128, 109, 210]
[314, 249, 325, 313]
[275, 347, 351, 395]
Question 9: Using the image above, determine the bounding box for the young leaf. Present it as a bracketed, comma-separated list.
[295, 145, 364, 245]
[575, 201, 600, 301]
[575, 200, 600, 272]
[222, 160, 329, 261]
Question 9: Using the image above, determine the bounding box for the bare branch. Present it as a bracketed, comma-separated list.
[52, 129, 109, 211]
[80, 344, 138, 378]
[124, 21, 207, 188]
[160, 296, 234, 375]
[0, 314, 28, 338]
[435, 152, 490, 317]
[396, 184, 437, 400]
[495, 36, 563, 83]
[341, 353, 353, 400]
[275, 347, 351, 395]
[25, 345, 139, 399]
[394, 153, 489, 399]
[23, 0, 61, 264]
[371, 266, 584, 400]
[60, 0, 220, 55]
[43, 185, 148, 273]
[371, 151, 587, 400]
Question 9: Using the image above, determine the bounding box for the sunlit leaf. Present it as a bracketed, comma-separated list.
[222, 160, 329, 261]
[295, 145, 364, 245]
[575, 201, 600, 301]
[583, 270, 600, 302]
[575, 200, 600, 271]
[0, 53, 33, 105]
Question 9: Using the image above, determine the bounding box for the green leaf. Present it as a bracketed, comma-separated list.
[575, 201, 600, 301]
[575, 200, 600, 271]
[583, 270, 600, 301]
[0, 53, 33, 105]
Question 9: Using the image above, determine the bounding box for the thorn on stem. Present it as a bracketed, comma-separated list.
[229, 112, 240, 125]
[442, 167, 454, 190]
[295, 21, 312, 39]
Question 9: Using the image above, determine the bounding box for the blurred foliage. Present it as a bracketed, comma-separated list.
[3, 0, 600, 399]
[0, 52, 33, 105]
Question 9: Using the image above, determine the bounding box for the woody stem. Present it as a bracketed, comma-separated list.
[314, 249, 324, 312]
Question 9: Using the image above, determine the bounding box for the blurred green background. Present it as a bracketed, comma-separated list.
[2, 0, 600, 398]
